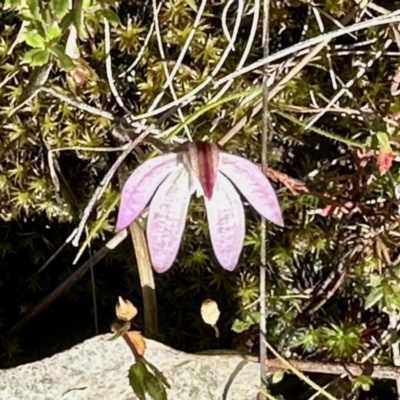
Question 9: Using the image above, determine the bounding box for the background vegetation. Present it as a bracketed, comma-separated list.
[1, 0, 400, 398]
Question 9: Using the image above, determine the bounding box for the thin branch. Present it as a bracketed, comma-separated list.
[129, 220, 158, 339]
[211, 0, 260, 102]
[144, 0, 208, 118]
[104, 18, 131, 114]
[7, 20, 28, 55]
[0, 70, 18, 90]
[254, 357, 400, 381]
[129, 11, 400, 122]
[389, 311, 400, 396]
[119, 6, 161, 78]
[9, 64, 52, 117]
[86, 226, 99, 335]
[40, 86, 115, 119]
[264, 342, 339, 400]
[117, 165, 158, 339]
[152, 0, 192, 140]
[71, 126, 156, 250]
[308, 268, 346, 315]
[211, 0, 243, 77]
[35, 229, 78, 275]
[9, 230, 128, 334]
[219, 31, 349, 146]
[305, 36, 393, 129]
[259, 0, 270, 396]
[215, 12, 400, 86]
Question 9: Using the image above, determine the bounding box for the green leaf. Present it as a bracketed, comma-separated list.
[31, 20, 48, 38]
[128, 362, 148, 400]
[231, 319, 250, 333]
[4, 0, 21, 9]
[388, 290, 400, 311]
[46, 24, 62, 41]
[82, 0, 92, 10]
[22, 49, 50, 66]
[377, 132, 390, 147]
[97, 9, 120, 26]
[352, 375, 373, 391]
[49, 45, 74, 71]
[365, 287, 384, 309]
[249, 311, 261, 324]
[144, 360, 170, 388]
[50, 0, 69, 18]
[73, 0, 86, 39]
[272, 370, 285, 384]
[27, 0, 39, 18]
[145, 374, 168, 400]
[370, 275, 382, 288]
[22, 30, 46, 48]
[185, 0, 197, 12]
[60, 10, 76, 31]
[231, 311, 261, 333]
[41, 8, 53, 25]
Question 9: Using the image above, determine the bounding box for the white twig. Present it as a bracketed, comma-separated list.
[221, 0, 235, 47]
[216, 12, 400, 86]
[104, 18, 131, 113]
[211, 0, 260, 102]
[40, 86, 166, 139]
[305, 37, 393, 129]
[50, 145, 129, 154]
[311, 5, 338, 90]
[211, 0, 243, 77]
[40, 87, 115, 119]
[7, 20, 28, 55]
[152, 0, 192, 140]
[132, 0, 242, 123]
[119, 6, 161, 78]
[36, 229, 78, 274]
[129, 12, 400, 121]
[146, 0, 208, 116]
[0, 71, 18, 90]
[71, 128, 156, 248]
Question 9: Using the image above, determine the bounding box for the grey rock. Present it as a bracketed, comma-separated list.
[0, 334, 261, 400]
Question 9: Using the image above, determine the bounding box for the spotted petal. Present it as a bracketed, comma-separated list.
[218, 153, 284, 227]
[204, 172, 245, 271]
[116, 153, 178, 231]
[147, 168, 191, 273]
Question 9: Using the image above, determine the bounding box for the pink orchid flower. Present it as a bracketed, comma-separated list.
[116, 141, 283, 273]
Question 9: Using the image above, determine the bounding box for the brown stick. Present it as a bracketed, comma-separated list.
[129, 221, 158, 339]
[308, 268, 347, 315]
[245, 357, 400, 381]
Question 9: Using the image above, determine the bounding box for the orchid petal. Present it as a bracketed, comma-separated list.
[147, 168, 191, 273]
[218, 153, 284, 227]
[116, 153, 178, 231]
[204, 172, 245, 271]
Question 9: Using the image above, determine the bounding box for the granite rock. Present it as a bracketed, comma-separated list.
[0, 334, 261, 400]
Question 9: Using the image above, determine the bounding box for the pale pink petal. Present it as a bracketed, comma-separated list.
[204, 172, 245, 271]
[116, 153, 178, 231]
[147, 168, 191, 273]
[218, 153, 284, 227]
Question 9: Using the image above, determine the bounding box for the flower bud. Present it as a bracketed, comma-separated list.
[116, 296, 137, 321]
[200, 299, 220, 327]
